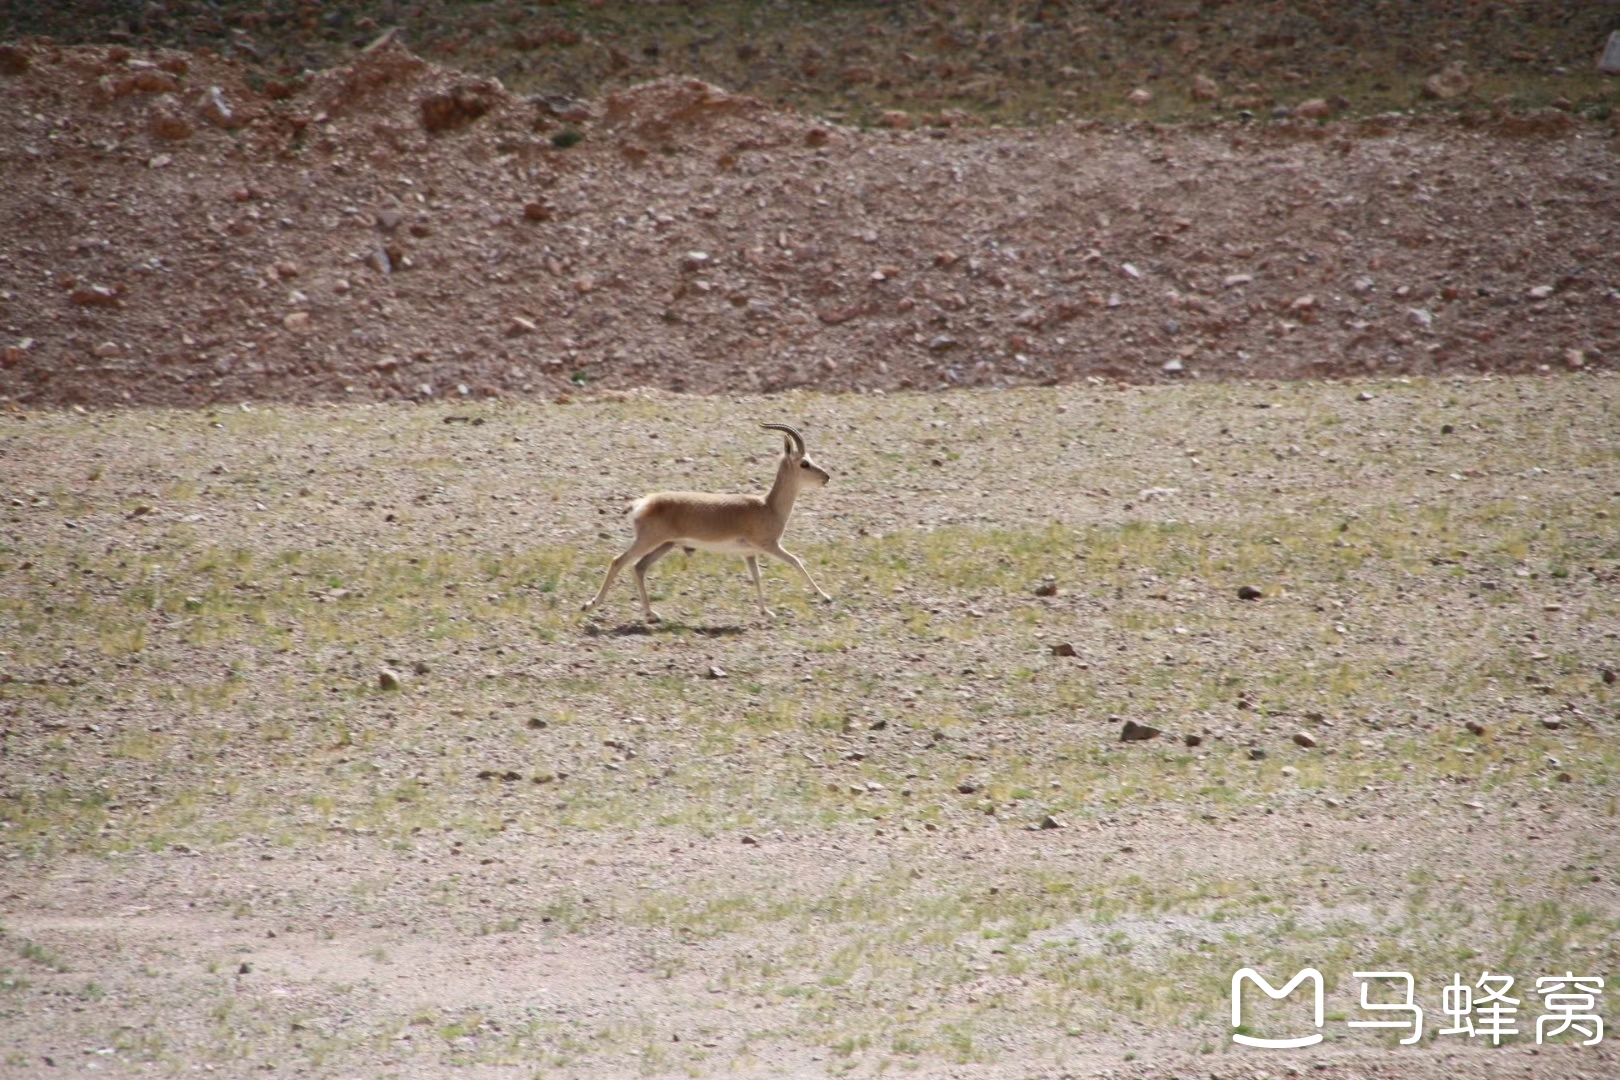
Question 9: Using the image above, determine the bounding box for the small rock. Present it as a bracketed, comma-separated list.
[1294, 98, 1334, 120]
[926, 334, 958, 352]
[879, 109, 911, 129]
[957, 780, 980, 795]
[1190, 74, 1220, 102]
[527, 717, 547, 729]
[1281, 765, 1298, 778]
[706, 665, 727, 680]
[1441, 423, 1455, 435]
[1162, 358, 1185, 375]
[283, 312, 312, 333]
[412, 660, 430, 675]
[1422, 62, 1472, 100]
[0, 44, 31, 76]
[93, 341, 120, 358]
[1540, 717, 1563, 730]
[1465, 720, 1487, 736]
[1037, 815, 1064, 831]
[148, 99, 194, 141]
[1050, 642, 1077, 657]
[1602, 668, 1616, 686]
[1183, 733, 1203, 748]
[680, 251, 712, 271]
[523, 200, 553, 222]
[1223, 273, 1253, 288]
[740, 834, 758, 845]
[1237, 585, 1264, 601]
[1033, 577, 1059, 597]
[1248, 747, 1268, 761]
[1357, 391, 1375, 402]
[1527, 285, 1554, 300]
[198, 86, 235, 128]
[507, 316, 538, 337]
[1556, 772, 1573, 784]
[378, 668, 403, 690]
[1292, 731, 1318, 749]
[1127, 87, 1153, 106]
[71, 285, 120, 308]
[1120, 719, 1161, 742]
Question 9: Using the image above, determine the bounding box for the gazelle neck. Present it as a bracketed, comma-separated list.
[764, 453, 801, 518]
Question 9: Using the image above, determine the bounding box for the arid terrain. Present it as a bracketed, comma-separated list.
[2, 4, 1619, 1079]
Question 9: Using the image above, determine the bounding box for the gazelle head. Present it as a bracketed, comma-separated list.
[761, 422, 830, 489]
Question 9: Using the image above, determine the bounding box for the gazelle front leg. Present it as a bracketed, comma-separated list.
[745, 555, 775, 619]
[763, 540, 832, 604]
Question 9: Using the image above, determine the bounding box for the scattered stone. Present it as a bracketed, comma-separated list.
[1441, 423, 1455, 435]
[378, 668, 403, 691]
[1050, 642, 1077, 657]
[879, 109, 911, 129]
[1033, 577, 1058, 597]
[507, 316, 538, 336]
[148, 99, 194, 141]
[926, 334, 958, 351]
[1248, 747, 1268, 761]
[71, 285, 120, 308]
[412, 660, 431, 675]
[198, 86, 235, 128]
[1120, 719, 1161, 742]
[1527, 285, 1554, 300]
[420, 81, 499, 133]
[523, 200, 553, 222]
[957, 780, 980, 794]
[1356, 391, 1375, 402]
[1281, 765, 1298, 778]
[93, 341, 120, 358]
[1184, 733, 1203, 748]
[1422, 62, 1472, 100]
[0, 44, 31, 76]
[706, 665, 727, 679]
[1540, 717, 1563, 730]
[1602, 668, 1616, 686]
[527, 717, 547, 729]
[1162, 358, 1185, 375]
[1556, 772, 1573, 784]
[1465, 720, 1487, 736]
[1190, 74, 1220, 102]
[1294, 98, 1334, 120]
[1127, 87, 1153, 106]
[1292, 731, 1318, 749]
[1237, 585, 1264, 601]
[1036, 814, 1064, 831]
[1223, 273, 1253, 288]
[1602, 31, 1620, 75]
[283, 312, 312, 333]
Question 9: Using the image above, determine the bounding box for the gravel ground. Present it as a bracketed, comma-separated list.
[2, 373, 1617, 1077]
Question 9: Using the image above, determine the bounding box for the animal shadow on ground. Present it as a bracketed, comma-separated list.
[585, 621, 747, 638]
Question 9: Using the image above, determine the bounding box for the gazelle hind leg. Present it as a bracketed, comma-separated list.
[633, 542, 677, 622]
[764, 541, 832, 603]
[745, 555, 775, 618]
